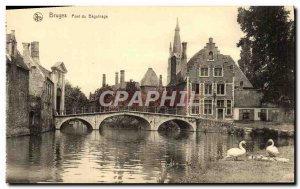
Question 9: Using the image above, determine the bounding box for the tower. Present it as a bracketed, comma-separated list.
[173, 18, 181, 56]
[167, 18, 187, 85]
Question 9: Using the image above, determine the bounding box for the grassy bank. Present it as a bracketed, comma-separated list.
[173, 145, 294, 183]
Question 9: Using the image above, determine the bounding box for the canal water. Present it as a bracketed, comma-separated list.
[6, 124, 294, 183]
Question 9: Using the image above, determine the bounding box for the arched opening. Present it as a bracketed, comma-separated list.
[99, 114, 151, 131]
[158, 119, 194, 132]
[60, 118, 93, 135]
[209, 51, 214, 60]
[56, 88, 62, 115]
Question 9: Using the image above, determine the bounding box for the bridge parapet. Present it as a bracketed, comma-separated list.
[54, 110, 233, 132]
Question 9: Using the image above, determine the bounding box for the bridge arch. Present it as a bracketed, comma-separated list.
[99, 113, 151, 130]
[158, 118, 195, 132]
[58, 117, 94, 130]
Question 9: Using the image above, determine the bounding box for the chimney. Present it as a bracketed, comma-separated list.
[182, 42, 187, 59]
[159, 75, 162, 86]
[31, 41, 39, 63]
[8, 30, 17, 57]
[115, 72, 119, 85]
[22, 43, 30, 56]
[120, 70, 125, 84]
[102, 74, 106, 87]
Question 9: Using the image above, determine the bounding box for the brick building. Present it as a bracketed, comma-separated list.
[166, 20, 280, 121]
[186, 37, 253, 120]
[6, 30, 31, 137]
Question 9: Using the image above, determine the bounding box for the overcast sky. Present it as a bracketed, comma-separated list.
[6, 6, 294, 96]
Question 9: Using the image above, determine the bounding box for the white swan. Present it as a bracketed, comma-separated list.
[266, 139, 279, 157]
[226, 140, 246, 160]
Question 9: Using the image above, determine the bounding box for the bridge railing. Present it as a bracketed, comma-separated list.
[64, 106, 188, 116]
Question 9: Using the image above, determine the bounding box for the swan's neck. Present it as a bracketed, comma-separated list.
[239, 143, 245, 151]
[269, 140, 274, 147]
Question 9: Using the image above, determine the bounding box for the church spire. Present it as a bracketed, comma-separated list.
[175, 17, 180, 31]
[173, 18, 181, 55]
[169, 42, 172, 56]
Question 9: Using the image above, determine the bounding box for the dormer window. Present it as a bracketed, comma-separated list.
[208, 51, 214, 60]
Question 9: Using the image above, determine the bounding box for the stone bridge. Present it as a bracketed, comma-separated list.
[55, 111, 232, 131]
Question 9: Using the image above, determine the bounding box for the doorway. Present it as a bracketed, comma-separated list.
[217, 108, 224, 120]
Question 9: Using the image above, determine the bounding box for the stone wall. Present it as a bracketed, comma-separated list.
[29, 80, 55, 134]
[23, 42, 55, 134]
[29, 66, 45, 97]
[6, 59, 30, 137]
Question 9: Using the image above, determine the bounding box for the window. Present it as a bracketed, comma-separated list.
[204, 83, 212, 95]
[200, 67, 209, 77]
[217, 100, 225, 108]
[208, 51, 214, 60]
[214, 67, 223, 77]
[191, 100, 199, 115]
[217, 84, 225, 95]
[242, 109, 251, 120]
[240, 81, 244, 87]
[226, 100, 232, 115]
[204, 100, 212, 115]
[192, 83, 199, 94]
[191, 106, 199, 114]
[193, 99, 199, 104]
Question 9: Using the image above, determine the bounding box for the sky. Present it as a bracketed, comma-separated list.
[6, 6, 294, 96]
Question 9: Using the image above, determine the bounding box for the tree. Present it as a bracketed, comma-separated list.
[237, 38, 252, 80]
[237, 6, 295, 107]
[65, 81, 89, 114]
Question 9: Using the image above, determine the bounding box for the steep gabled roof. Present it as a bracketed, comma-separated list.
[225, 56, 253, 88]
[15, 51, 30, 71]
[37, 64, 51, 78]
[187, 48, 253, 88]
[6, 52, 30, 71]
[140, 68, 159, 87]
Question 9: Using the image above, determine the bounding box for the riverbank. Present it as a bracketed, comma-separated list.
[234, 121, 294, 131]
[173, 145, 294, 183]
[228, 121, 295, 138]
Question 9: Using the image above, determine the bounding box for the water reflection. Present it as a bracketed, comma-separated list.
[6, 125, 294, 183]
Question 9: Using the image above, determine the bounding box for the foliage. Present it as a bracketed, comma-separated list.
[237, 38, 252, 80]
[237, 7, 295, 107]
[65, 81, 89, 114]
